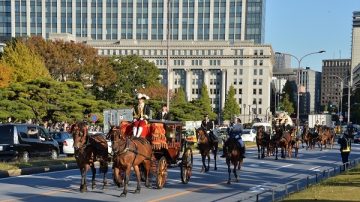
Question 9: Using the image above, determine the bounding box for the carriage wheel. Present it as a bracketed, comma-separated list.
[156, 156, 167, 189]
[180, 147, 193, 184]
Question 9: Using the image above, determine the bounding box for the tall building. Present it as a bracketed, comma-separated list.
[0, 0, 270, 122]
[321, 59, 351, 113]
[0, 0, 266, 44]
[352, 11, 360, 85]
[274, 53, 291, 71]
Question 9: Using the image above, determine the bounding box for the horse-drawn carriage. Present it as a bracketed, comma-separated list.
[115, 119, 194, 189]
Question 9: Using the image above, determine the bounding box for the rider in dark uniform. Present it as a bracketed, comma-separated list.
[221, 118, 246, 158]
[201, 114, 217, 143]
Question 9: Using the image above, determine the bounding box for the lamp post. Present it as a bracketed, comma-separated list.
[275, 50, 325, 130]
[330, 74, 359, 124]
[166, 0, 171, 110]
[243, 104, 246, 123]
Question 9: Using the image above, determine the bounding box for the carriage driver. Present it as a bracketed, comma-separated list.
[201, 114, 218, 143]
[133, 93, 151, 138]
[221, 118, 246, 158]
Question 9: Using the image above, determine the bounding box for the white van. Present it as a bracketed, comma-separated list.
[251, 122, 273, 135]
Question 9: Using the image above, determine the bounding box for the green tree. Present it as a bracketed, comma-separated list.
[0, 78, 119, 123]
[1, 39, 50, 82]
[222, 85, 240, 120]
[170, 88, 203, 121]
[193, 84, 216, 119]
[279, 94, 295, 115]
[110, 55, 161, 96]
[282, 80, 296, 112]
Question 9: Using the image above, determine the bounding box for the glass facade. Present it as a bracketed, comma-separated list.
[2, 0, 265, 44]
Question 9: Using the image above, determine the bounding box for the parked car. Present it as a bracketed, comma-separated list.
[50, 131, 72, 154]
[242, 128, 257, 142]
[354, 134, 360, 144]
[63, 132, 112, 157]
[0, 123, 59, 162]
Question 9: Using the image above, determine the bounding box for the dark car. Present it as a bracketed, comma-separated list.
[354, 134, 360, 144]
[50, 131, 72, 154]
[0, 124, 59, 162]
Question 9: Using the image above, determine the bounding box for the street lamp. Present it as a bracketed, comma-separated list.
[330, 74, 359, 124]
[243, 104, 246, 123]
[275, 50, 325, 129]
[166, 0, 171, 110]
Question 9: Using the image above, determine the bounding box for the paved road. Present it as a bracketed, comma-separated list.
[0, 143, 359, 202]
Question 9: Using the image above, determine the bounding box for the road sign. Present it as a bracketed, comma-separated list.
[91, 114, 98, 123]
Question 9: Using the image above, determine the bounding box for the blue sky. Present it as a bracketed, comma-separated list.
[265, 0, 360, 72]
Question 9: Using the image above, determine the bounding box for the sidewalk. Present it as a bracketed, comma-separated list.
[0, 163, 78, 178]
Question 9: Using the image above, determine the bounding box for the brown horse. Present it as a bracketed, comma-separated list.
[256, 126, 270, 159]
[279, 127, 296, 159]
[301, 125, 316, 150]
[196, 128, 218, 172]
[317, 126, 335, 150]
[225, 138, 244, 184]
[107, 126, 152, 197]
[70, 122, 109, 192]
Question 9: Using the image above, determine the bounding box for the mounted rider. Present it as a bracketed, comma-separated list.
[200, 114, 218, 143]
[132, 93, 151, 138]
[221, 118, 246, 158]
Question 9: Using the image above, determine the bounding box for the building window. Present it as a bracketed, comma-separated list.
[254, 50, 258, 55]
[259, 79, 263, 85]
[254, 69, 257, 75]
[234, 79, 237, 85]
[253, 89, 257, 95]
[239, 69, 243, 75]
[239, 60, 243, 66]
[259, 69, 263, 75]
[259, 89, 262, 95]
[234, 60, 237, 65]
[254, 60, 258, 66]
[260, 50, 264, 55]
[259, 98, 262, 104]
[239, 98, 242, 104]
[259, 60, 263, 66]
[234, 69, 237, 75]
[239, 79, 243, 85]
[253, 98, 256, 104]
[239, 89, 242, 94]
[253, 79, 257, 85]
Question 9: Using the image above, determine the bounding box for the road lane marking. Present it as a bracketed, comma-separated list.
[308, 166, 321, 171]
[0, 188, 74, 202]
[274, 164, 293, 170]
[147, 181, 227, 202]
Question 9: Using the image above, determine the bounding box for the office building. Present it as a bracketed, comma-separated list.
[0, 0, 266, 44]
[274, 53, 291, 71]
[321, 59, 351, 113]
[352, 11, 360, 85]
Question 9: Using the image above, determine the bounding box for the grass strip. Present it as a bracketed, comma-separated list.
[283, 164, 360, 201]
[0, 157, 76, 171]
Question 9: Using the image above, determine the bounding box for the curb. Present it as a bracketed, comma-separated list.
[0, 163, 78, 178]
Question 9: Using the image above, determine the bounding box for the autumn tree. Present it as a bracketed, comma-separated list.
[23, 36, 117, 90]
[0, 63, 12, 88]
[1, 39, 50, 82]
[222, 85, 240, 120]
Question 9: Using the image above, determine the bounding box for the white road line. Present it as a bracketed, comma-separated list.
[274, 164, 293, 170]
[308, 166, 321, 171]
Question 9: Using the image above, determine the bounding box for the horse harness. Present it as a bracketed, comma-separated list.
[113, 137, 152, 162]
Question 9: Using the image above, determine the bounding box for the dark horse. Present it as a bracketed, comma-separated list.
[107, 126, 152, 197]
[70, 122, 109, 192]
[256, 126, 270, 159]
[196, 128, 218, 172]
[224, 138, 244, 184]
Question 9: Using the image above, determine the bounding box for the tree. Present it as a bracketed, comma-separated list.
[110, 55, 161, 95]
[193, 84, 216, 119]
[0, 63, 12, 88]
[222, 85, 240, 120]
[282, 80, 296, 113]
[279, 94, 295, 115]
[170, 88, 203, 121]
[0, 78, 119, 123]
[1, 39, 50, 82]
[23, 36, 117, 89]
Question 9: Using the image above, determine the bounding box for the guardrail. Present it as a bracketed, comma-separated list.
[238, 158, 360, 202]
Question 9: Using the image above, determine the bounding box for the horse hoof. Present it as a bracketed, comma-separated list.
[227, 181, 231, 185]
[134, 189, 141, 194]
[80, 188, 87, 193]
[120, 193, 127, 197]
[92, 185, 96, 190]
